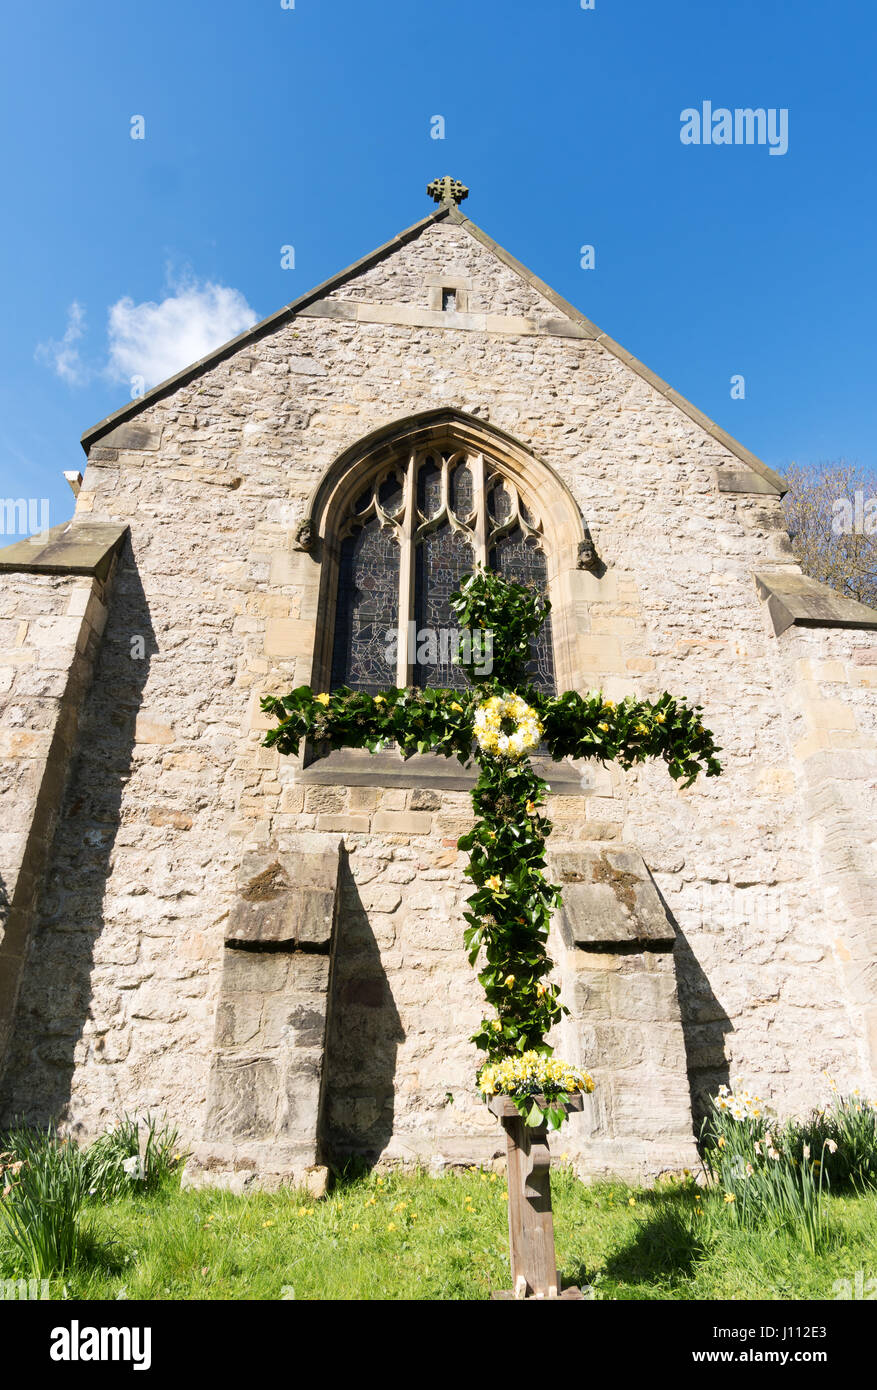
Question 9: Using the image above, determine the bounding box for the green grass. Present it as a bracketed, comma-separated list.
[3, 1165, 876, 1300]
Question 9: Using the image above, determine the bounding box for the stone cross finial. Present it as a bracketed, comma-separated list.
[427, 175, 469, 206]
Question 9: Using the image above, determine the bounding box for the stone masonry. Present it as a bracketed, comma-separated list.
[1, 199, 876, 1184]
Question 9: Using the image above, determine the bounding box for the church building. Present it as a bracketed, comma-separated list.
[1, 178, 876, 1186]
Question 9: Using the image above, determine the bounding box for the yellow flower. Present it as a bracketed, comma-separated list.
[526, 800, 537, 815]
[503, 974, 515, 988]
[450, 701, 463, 712]
[352, 1223, 360, 1231]
[628, 1197, 636, 1206]
[598, 722, 610, 733]
[487, 875, 502, 892]
[602, 700, 616, 712]
[724, 1192, 736, 1204]
[717, 1136, 725, 1148]
[655, 713, 666, 724]
[387, 1222, 396, 1231]
[491, 1020, 502, 1032]
[635, 722, 648, 735]
[262, 1220, 275, 1228]
[373, 694, 385, 705]
[314, 692, 331, 706]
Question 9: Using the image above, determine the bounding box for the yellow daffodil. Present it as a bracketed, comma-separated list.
[314, 693, 331, 706]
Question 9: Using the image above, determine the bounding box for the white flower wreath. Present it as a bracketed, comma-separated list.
[473, 693, 543, 760]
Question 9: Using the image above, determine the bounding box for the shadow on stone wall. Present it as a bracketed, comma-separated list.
[320, 850, 404, 1168]
[652, 884, 732, 1130]
[0, 539, 154, 1130]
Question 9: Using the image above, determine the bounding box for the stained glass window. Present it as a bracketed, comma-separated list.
[414, 526, 474, 689]
[489, 529, 556, 693]
[330, 517, 399, 693]
[330, 446, 557, 695]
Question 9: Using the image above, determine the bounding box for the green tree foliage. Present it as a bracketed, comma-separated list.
[783, 461, 877, 608]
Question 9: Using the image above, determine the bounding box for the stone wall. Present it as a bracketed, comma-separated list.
[0, 567, 114, 1065]
[2, 214, 875, 1179]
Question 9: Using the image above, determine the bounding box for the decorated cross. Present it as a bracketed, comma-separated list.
[262, 569, 722, 1296]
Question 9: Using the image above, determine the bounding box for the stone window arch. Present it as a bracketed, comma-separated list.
[295, 409, 591, 790]
[328, 443, 556, 694]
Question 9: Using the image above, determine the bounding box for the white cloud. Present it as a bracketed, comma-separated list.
[35, 301, 88, 384]
[107, 278, 258, 389]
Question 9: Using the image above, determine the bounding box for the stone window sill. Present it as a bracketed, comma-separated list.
[297, 744, 590, 794]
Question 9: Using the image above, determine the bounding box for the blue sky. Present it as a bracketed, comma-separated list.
[2, 0, 876, 536]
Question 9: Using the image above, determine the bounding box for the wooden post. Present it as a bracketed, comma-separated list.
[489, 1093, 585, 1300]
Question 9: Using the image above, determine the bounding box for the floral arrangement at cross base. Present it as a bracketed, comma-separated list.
[478, 1052, 595, 1131]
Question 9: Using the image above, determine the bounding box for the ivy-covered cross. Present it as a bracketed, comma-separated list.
[262, 570, 722, 1130]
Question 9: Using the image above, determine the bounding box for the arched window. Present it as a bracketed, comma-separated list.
[328, 445, 556, 694]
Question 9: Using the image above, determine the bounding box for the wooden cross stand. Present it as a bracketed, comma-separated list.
[489, 1094, 586, 1300]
